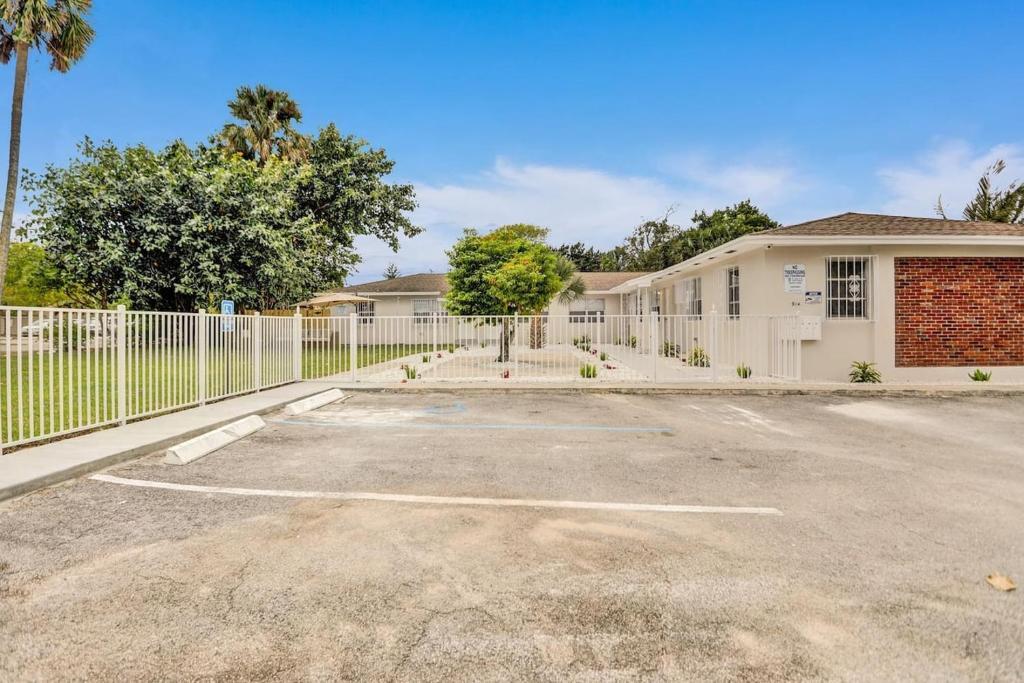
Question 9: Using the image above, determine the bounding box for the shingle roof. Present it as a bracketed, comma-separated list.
[340, 273, 449, 294]
[766, 212, 1024, 237]
[337, 271, 651, 295]
[575, 271, 652, 291]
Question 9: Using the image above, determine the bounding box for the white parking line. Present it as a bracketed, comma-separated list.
[89, 474, 782, 516]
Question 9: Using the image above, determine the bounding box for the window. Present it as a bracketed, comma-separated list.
[726, 267, 740, 317]
[827, 257, 873, 319]
[412, 298, 444, 323]
[675, 277, 702, 316]
[569, 297, 606, 323]
[356, 301, 375, 324]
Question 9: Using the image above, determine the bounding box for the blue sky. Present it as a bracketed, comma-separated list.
[4, 0, 1022, 280]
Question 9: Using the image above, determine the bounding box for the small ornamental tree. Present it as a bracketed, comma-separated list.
[445, 224, 582, 361]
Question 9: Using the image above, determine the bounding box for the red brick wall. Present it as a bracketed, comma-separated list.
[895, 257, 1024, 367]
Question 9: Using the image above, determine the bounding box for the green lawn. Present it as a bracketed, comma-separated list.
[0, 343, 431, 447]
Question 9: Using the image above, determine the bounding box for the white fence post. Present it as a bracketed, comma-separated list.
[349, 313, 358, 382]
[197, 309, 207, 405]
[794, 311, 802, 382]
[648, 311, 659, 382]
[116, 305, 127, 425]
[292, 310, 302, 382]
[253, 312, 262, 391]
[709, 306, 719, 382]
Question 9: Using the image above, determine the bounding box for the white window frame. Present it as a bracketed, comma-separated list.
[675, 277, 702, 317]
[569, 297, 606, 323]
[356, 301, 375, 324]
[412, 298, 445, 323]
[826, 256, 875, 321]
[726, 267, 740, 318]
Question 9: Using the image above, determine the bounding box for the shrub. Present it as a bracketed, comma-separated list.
[628, 335, 637, 349]
[404, 365, 417, 380]
[849, 361, 881, 383]
[663, 341, 680, 358]
[599, 351, 608, 361]
[422, 354, 430, 363]
[688, 345, 710, 368]
[736, 363, 752, 379]
[579, 363, 598, 379]
[968, 368, 992, 382]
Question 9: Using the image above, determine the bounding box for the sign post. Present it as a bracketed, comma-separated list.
[221, 300, 234, 394]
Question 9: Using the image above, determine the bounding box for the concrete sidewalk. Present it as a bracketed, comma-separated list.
[0, 381, 340, 503]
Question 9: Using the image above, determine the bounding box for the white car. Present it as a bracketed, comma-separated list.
[20, 319, 53, 337]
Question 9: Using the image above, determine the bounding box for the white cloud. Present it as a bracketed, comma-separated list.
[878, 141, 1023, 217]
[351, 155, 810, 281]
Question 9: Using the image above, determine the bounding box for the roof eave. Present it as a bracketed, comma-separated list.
[608, 233, 1024, 291]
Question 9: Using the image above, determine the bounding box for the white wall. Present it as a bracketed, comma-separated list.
[649, 244, 1024, 383]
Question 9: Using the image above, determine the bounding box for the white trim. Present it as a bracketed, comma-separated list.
[355, 291, 442, 296]
[609, 233, 1024, 293]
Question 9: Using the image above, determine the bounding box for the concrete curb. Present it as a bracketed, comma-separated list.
[284, 389, 348, 415]
[163, 415, 266, 465]
[324, 383, 1024, 398]
[0, 386, 335, 504]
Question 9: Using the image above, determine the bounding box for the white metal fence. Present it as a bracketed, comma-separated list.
[2, 306, 801, 450]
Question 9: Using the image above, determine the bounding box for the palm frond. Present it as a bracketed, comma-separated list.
[557, 275, 585, 305]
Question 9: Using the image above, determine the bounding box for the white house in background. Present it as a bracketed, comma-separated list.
[326, 271, 651, 321]
[609, 213, 1024, 382]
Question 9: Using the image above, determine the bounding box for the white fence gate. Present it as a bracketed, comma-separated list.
[2, 306, 800, 450]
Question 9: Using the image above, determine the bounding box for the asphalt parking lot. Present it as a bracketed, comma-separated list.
[1, 391, 1022, 680]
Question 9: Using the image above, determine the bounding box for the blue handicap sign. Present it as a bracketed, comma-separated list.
[220, 300, 235, 332]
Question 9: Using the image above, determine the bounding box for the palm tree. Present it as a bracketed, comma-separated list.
[218, 85, 310, 165]
[529, 255, 584, 349]
[0, 0, 93, 304]
[936, 159, 1024, 224]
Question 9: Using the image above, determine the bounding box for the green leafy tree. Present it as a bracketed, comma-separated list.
[0, 0, 94, 305]
[23, 139, 325, 310]
[218, 84, 310, 165]
[615, 209, 685, 271]
[936, 159, 1024, 224]
[555, 242, 607, 271]
[383, 263, 400, 279]
[0, 240, 66, 306]
[445, 224, 583, 360]
[671, 199, 780, 261]
[607, 201, 779, 270]
[296, 123, 419, 277]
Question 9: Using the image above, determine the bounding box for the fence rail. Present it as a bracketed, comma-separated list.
[2, 306, 801, 450]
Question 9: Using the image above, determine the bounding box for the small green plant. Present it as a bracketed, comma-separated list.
[968, 368, 992, 382]
[404, 365, 417, 380]
[849, 361, 881, 383]
[628, 335, 637, 349]
[447, 344, 456, 353]
[688, 345, 710, 368]
[579, 363, 598, 379]
[422, 354, 430, 363]
[736, 363, 752, 379]
[572, 336, 580, 347]
[599, 351, 608, 361]
[663, 341, 680, 358]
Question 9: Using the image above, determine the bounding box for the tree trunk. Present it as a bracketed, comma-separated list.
[0, 42, 28, 305]
[530, 316, 544, 349]
[497, 318, 513, 363]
